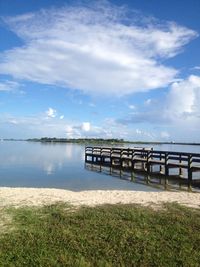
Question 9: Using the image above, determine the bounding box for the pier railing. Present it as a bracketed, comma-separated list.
[85, 146, 200, 190]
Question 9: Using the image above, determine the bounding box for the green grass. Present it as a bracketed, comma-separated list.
[0, 203, 200, 267]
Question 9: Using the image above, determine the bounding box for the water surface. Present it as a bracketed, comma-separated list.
[0, 141, 200, 191]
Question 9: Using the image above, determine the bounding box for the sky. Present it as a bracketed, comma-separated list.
[0, 0, 200, 141]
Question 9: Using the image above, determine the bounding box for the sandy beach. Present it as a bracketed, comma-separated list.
[0, 187, 200, 209]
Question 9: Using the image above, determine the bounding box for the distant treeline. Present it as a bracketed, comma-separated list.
[25, 137, 200, 145]
[27, 137, 125, 144]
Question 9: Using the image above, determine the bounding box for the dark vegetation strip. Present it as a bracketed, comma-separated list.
[4, 138, 200, 145]
[0, 203, 200, 267]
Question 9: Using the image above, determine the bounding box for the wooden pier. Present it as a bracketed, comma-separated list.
[85, 146, 200, 190]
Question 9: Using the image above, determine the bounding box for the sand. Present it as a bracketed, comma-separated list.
[0, 187, 200, 209]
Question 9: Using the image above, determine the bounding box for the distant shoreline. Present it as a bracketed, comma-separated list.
[2, 138, 200, 146]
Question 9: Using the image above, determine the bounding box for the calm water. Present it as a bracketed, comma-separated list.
[0, 141, 200, 191]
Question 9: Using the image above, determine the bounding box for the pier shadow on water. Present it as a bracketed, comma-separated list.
[85, 163, 200, 193]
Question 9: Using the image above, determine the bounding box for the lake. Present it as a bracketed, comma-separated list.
[0, 141, 200, 191]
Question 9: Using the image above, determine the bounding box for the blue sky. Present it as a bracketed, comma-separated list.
[0, 0, 200, 141]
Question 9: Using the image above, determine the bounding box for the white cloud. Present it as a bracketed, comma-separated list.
[192, 66, 200, 70]
[60, 115, 64, 119]
[118, 75, 200, 123]
[144, 99, 152, 105]
[165, 75, 200, 120]
[89, 103, 96, 107]
[160, 131, 170, 139]
[135, 129, 142, 134]
[65, 125, 75, 138]
[163, 76, 200, 140]
[0, 80, 20, 92]
[128, 105, 136, 110]
[45, 107, 57, 118]
[135, 128, 155, 139]
[0, 113, 115, 139]
[82, 122, 91, 132]
[8, 119, 19, 125]
[0, 2, 197, 95]
[116, 75, 200, 141]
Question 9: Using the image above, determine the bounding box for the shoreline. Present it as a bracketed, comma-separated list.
[0, 187, 200, 209]
[3, 139, 200, 146]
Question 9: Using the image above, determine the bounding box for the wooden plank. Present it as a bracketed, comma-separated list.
[191, 166, 200, 172]
[133, 157, 147, 162]
[167, 163, 188, 168]
[149, 160, 165, 165]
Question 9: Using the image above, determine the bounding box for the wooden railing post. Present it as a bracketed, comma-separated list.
[85, 146, 87, 162]
[164, 152, 169, 189]
[179, 154, 183, 176]
[188, 154, 193, 191]
[110, 148, 112, 174]
[165, 152, 169, 176]
[146, 150, 151, 173]
[99, 147, 102, 171]
[159, 152, 162, 173]
[120, 149, 123, 177]
[132, 149, 135, 170]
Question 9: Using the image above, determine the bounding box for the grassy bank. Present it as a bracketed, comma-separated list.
[0, 203, 200, 266]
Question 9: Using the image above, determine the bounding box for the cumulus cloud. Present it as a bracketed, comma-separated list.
[0, 111, 128, 140]
[163, 76, 200, 140]
[82, 122, 91, 132]
[0, 114, 78, 138]
[118, 75, 200, 123]
[115, 75, 200, 141]
[165, 75, 200, 121]
[0, 1, 197, 95]
[45, 107, 57, 118]
[0, 111, 165, 141]
[66, 122, 97, 138]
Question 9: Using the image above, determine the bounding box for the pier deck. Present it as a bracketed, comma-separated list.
[85, 146, 200, 190]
